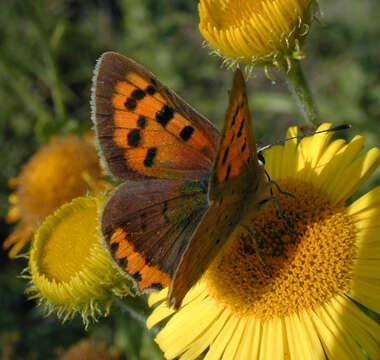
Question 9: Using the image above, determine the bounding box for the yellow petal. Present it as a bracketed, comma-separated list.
[331, 296, 380, 360]
[280, 132, 298, 179]
[349, 278, 380, 314]
[313, 139, 346, 181]
[353, 217, 380, 230]
[221, 316, 248, 359]
[3, 222, 34, 258]
[148, 288, 168, 307]
[146, 301, 175, 329]
[259, 318, 285, 360]
[355, 244, 380, 260]
[8, 193, 18, 205]
[351, 259, 380, 280]
[264, 145, 283, 179]
[334, 147, 380, 204]
[286, 126, 298, 139]
[350, 207, 380, 223]
[307, 123, 335, 169]
[285, 312, 324, 360]
[309, 304, 366, 359]
[204, 315, 239, 360]
[156, 296, 222, 358]
[347, 186, 380, 216]
[355, 227, 380, 247]
[234, 318, 261, 359]
[321, 135, 365, 202]
[181, 309, 230, 360]
[5, 206, 20, 223]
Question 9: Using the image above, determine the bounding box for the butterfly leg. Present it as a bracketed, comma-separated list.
[264, 169, 295, 199]
[261, 169, 299, 235]
[258, 194, 299, 235]
[241, 225, 272, 276]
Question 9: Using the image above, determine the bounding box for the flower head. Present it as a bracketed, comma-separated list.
[4, 134, 107, 258]
[148, 124, 380, 359]
[199, 0, 315, 72]
[59, 339, 120, 360]
[27, 196, 131, 326]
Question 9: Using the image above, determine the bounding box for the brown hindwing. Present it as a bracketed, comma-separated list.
[102, 179, 208, 292]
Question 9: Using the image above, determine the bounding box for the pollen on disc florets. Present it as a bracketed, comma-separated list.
[204, 179, 357, 320]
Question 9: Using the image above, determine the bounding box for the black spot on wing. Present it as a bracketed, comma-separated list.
[151, 283, 163, 290]
[237, 119, 245, 138]
[231, 104, 240, 126]
[241, 138, 247, 153]
[144, 147, 157, 167]
[137, 116, 146, 129]
[125, 97, 137, 110]
[119, 257, 128, 268]
[146, 85, 156, 95]
[222, 147, 230, 165]
[131, 89, 146, 100]
[179, 126, 194, 141]
[132, 272, 142, 282]
[150, 77, 158, 86]
[127, 129, 141, 147]
[156, 105, 174, 127]
[110, 242, 119, 252]
[225, 164, 231, 181]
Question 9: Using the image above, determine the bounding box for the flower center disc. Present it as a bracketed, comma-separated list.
[39, 205, 98, 282]
[204, 180, 357, 319]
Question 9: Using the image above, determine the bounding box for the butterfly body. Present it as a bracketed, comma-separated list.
[92, 52, 266, 308]
[169, 70, 267, 305]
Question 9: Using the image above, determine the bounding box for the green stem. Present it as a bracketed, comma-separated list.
[114, 296, 159, 335]
[284, 60, 320, 128]
[44, 48, 67, 123]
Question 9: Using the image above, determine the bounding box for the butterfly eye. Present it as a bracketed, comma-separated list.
[258, 152, 265, 166]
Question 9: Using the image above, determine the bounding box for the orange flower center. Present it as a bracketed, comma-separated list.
[204, 179, 357, 319]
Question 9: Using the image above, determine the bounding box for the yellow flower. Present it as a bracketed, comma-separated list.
[148, 124, 380, 360]
[198, 0, 315, 71]
[27, 196, 131, 326]
[4, 134, 107, 258]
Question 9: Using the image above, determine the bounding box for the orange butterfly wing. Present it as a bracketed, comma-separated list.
[169, 70, 267, 307]
[92, 52, 220, 293]
[101, 179, 208, 292]
[92, 52, 220, 181]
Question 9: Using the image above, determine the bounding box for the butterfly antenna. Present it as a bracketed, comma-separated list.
[258, 124, 351, 153]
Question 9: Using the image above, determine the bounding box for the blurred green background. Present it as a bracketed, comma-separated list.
[0, 0, 379, 359]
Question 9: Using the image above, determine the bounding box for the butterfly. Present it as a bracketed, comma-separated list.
[92, 52, 267, 308]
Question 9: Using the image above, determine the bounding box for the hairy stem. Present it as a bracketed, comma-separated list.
[285, 60, 320, 128]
